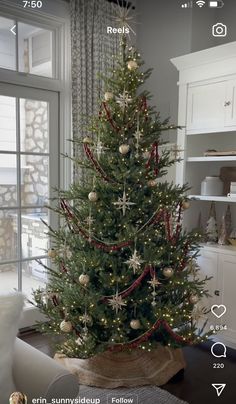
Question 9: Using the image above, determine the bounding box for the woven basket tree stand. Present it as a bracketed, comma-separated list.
[55, 344, 186, 388]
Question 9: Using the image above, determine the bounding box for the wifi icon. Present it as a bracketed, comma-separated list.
[196, 0, 206, 6]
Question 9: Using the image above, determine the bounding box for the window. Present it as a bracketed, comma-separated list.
[0, 16, 55, 78]
[0, 84, 58, 301]
[0, 3, 70, 326]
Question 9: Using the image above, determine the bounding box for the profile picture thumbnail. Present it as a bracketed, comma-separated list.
[9, 392, 27, 404]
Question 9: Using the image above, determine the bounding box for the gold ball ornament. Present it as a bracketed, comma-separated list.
[148, 179, 157, 187]
[104, 92, 114, 101]
[119, 144, 130, 155]
[182, 200, 190, 210]
[127, 60, 138, 71]
[88, 191, 98, 202]
[189, 294, 199, 304]
[60, 320, 73, 333]
[130, 319, 141, 330]
[79, 274, 90, 286]
[48, 249, 57, 259]
[83, 136, 93, 144]
[163, 267, 174, 278]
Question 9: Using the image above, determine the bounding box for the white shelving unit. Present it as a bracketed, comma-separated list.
[171, 42, 236, 348]
[189, 195, 236, 202]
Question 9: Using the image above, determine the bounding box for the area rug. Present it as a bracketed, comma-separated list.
[79, 385, 188, 404]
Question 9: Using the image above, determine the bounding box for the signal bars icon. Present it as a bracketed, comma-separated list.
[181, 1, 192, 7]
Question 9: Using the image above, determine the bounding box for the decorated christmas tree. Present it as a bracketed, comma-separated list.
[33, 38, 211, 359]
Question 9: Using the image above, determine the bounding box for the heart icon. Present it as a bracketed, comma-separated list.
[211, 304, 226, 318]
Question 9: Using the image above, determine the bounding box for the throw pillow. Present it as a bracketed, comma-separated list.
[0, 292, 24, 404]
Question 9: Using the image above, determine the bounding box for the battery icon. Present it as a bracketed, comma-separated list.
[209, 1, 224, 7]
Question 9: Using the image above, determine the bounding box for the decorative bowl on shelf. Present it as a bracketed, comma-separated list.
[228, 238, 236, 247]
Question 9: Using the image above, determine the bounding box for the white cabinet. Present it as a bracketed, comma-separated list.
[187, 80, 227, 134]
[218, 253, 236, 344]
[197, 246, 236, 348]
[186, 79, 236, 134]
[225, 79, 236, 128]
[171, 43, 236, 346]
[197, 248, 219, 326]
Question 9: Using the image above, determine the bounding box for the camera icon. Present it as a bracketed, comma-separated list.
[212, 23, 227, 37]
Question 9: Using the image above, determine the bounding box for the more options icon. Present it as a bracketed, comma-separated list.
[212, 22, 227, 37]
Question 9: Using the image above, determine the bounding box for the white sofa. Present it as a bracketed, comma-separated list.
[13, 338, 79, 401]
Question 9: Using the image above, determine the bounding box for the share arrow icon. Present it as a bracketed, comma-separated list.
[212, 383, 226, 397]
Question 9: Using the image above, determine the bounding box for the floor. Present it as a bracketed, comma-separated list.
[20, 332, 236, 404]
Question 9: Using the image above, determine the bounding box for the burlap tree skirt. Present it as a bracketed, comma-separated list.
[54, 345, 186, 388]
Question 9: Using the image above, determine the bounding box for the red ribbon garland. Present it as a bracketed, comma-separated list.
[60, 199, 133, 252]
[172, 202, 183, 245]
[108, 319, 193, 352]
[102, 265, 153, 302]
[100, 102, 120, 132]
[83, 144, 114, 183]
[145, 142, 159, 176]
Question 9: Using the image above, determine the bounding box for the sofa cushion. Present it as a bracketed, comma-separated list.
[0, 292, 24, 404]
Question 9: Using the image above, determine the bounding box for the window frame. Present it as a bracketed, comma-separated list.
[0, 1, 72, 326]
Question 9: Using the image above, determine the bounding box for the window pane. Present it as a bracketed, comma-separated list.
[0, 262, 18, 293]
[0, 95, 16, 151]
[21, 155, 49, 206]
[18, 23, 54, 78]
[21, 208, 48, 258]
[0, 16, 16, 71]
[22, 259, 47, 299]
[20, 98, 49, 153]
[0, 154, 17, 207]
[0, 210, 18, 261]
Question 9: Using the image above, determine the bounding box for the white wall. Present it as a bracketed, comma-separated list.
[136, 0, 192, 142]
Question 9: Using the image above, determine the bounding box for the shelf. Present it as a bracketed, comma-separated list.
[187, 156, 236, 162]
[189, 195, 236, 202]
[200, 243, 236, 255]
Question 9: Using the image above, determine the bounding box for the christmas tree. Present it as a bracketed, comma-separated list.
[33, 38, 211, 359]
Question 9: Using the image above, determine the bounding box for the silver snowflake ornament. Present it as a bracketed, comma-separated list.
[125, 249, 144, 274]
[147, 276, 161, 288]
[107, 290, 127, 314]
[94, 138, 109, 160]
[116, 90, 132, 112]
[113, 189, 135, 216]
